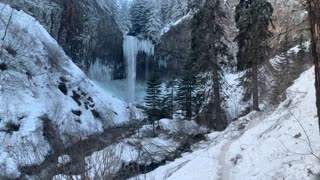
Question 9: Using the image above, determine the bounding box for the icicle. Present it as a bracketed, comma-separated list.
[123, 35, 154, 103]
[88, 58, 113, 81]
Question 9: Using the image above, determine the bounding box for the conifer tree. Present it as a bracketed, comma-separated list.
[160, 0, 174, 25]
[235, 0, 273, 111]
[145, 1, 163, 43]
[161, 79, 177, 119]
[191, 0, 229, 130]
[129, 0, 149, 37]
[176, 64, 196, 120]
[144, 73, 162, 135]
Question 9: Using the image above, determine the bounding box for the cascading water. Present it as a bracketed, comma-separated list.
[123, 35, 154, 103]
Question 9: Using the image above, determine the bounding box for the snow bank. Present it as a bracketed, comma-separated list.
[134, 67, 320, 179]
[0, 4, 128, 178]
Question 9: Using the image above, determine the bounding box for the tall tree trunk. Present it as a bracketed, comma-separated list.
[308, 0, 320, 133]
[212, 67, 226, 130]
[186, 84, 192, 120]
[252, 63, 259, 111]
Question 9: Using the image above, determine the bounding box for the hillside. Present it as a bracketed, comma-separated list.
[134, 67, 319, 179]
[0, 0, 318, 179]
[0, 4, 128, 178]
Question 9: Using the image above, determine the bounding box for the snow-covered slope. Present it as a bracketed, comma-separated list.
[0, 4, 128, 178]
[134, 67, 320, 179]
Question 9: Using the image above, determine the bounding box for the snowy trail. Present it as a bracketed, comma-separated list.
[218, 138, 236, 180]
[218, 112, 261, 180]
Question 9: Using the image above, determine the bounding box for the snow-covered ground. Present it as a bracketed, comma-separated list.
[133, 67, 320, 180]
[0, 4, 128, 178]
[54, 118, 208, 180]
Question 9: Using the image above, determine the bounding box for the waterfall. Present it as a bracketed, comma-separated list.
[123, 35, 154, 103]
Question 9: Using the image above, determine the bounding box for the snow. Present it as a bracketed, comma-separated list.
[134, 67, 320, 180]
[159, 119, 208, 135]
[226, 68, 319, 180]
[0, 4, 129, 178]
[161, 12, 192, 36]
[224, 73, 245, 120]
[123, 35, 154, 103]
[54, 118, 207, 179]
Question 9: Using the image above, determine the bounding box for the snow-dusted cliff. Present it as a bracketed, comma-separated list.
[0, 4, 128, 178]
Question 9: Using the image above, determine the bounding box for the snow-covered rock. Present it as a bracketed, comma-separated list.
[0, 4, 128, 178]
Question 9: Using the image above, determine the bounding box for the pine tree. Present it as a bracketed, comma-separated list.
[128, 0, 149, 37]
[144, 73, 162, 136]
[298, 34, 307, 56]
[161, 79, 177, 119]
[160, 0, 174, 25]
[190, 0, 229, 130]
[145, 1, 163, 43]
[235, 0, 273, 110]
[176, 64, 196, 120]
[116, 0, 132, 32]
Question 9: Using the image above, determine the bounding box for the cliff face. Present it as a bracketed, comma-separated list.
[156, 0, 307, 73]
[155, 19, 192, 77]
[0, 4, 129, 178]
[5, 0, 125, 80]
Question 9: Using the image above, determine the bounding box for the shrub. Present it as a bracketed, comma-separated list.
[4, 122, 20, 134]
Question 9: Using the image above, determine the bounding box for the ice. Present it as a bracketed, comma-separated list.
[88, 58, 113, 81]
[123, 35, 154, 103]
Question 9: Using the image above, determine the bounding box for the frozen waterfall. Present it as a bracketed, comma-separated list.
[88, 59, 113, 81]
[123, 35, 154, 103]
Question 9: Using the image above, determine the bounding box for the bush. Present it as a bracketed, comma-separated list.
[4, 122, 20, 134]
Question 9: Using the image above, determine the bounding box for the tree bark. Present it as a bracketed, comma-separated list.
[307, 0, 320, 133]
[252, 63, 259, 111]
[212, 66, 226, 130]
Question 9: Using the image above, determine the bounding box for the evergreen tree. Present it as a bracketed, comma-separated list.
[160, 0, 174, 25]
[298, 34, 307, 56]
[128, 0, 149, 37]
[235, 0, 273, 110]
[145, 1, 163, 43]
[116, 0, 132, 32]
[144, 73, 162, 136]
[191, 0, 229, 130]
[176, 64, 197, 120]
[161, 79, 177, 119]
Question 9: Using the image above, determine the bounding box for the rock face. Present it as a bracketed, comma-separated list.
[155, 0, 307, 74]
[226, 0, 307, 50]
[5, 0, 125, 80]
[155, 19, 192, 77]
[0, 4, 128, 178]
